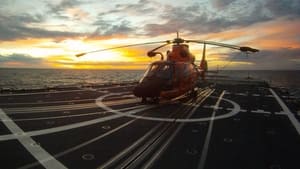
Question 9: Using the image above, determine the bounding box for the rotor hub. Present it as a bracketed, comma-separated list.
[173, 38, 185, 44]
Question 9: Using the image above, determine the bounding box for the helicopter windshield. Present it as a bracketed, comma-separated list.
[142, 63, 173, 80]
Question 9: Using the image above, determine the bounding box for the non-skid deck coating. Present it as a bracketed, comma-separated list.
[0, 82, 299, 169]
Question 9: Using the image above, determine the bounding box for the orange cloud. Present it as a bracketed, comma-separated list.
[199, 18, 300, 50]
[66, 7, 89, 21]
[3, 61, 26, 67]
[246, 18, 300, 49]
[203, 29, 248, 41]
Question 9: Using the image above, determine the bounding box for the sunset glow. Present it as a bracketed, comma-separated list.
[0, 0, 299, 70]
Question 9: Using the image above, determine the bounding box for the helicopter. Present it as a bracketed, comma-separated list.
[76, 32, 259, 103]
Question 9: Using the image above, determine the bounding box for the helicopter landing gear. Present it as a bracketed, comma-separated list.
[152, 97, 160, 104]
[141, 97, 160, 104]
[189, 88, 198, 98]
[141, 97, 147, 103]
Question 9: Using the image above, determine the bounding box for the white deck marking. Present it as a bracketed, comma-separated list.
[281, 95, 297, 99]
[0, 109, 67, 169]
[251, 109, 271, 114]
[4, 97, 139, 114]
[0, 98, 95, 106]
[0, 93, 135, 107]
[98, 121, 164, 169]
[96, 95, 240, 123]
[276, 111, 286, 115]
[226, 108, 247, 112]
[252, 94, 261, 97]
[0, 84, 136, 97]
[0, 89, 86, 96]
[0, 105, 151, 141]
[5, 103, 99, 114]
[270, 88, 300, 135]
[198, 91, 225, 169]
[20, 119, 139, 169]
[142, 90, 215, 169]
[2, 105, 141, 122]
[224, 91, 231, 95]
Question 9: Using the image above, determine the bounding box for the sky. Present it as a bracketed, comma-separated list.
[0, 0, 300, 70]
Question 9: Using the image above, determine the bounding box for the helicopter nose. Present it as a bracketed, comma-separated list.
[133, 79, 163, 97]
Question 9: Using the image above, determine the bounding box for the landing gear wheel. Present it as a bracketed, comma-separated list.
[152, 97, 160, 104]
[141, 97, 147, 103]
[189, 88, 198, 98]
[141, 97, 160, 104]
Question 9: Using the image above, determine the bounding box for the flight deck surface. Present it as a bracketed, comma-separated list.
[0, 82, 299, 169]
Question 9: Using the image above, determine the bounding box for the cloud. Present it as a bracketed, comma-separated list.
[264, 0, 300, 17]
[0, 12, 82, 41]
[211, 0, 237, 9]
[48, 0, 84, 15]
[90, 18, 135, 38]
[143, 0, 300, 37]
[143, 2, 271, 36]
[65, 7, 90, 21]
[92, 0, 162, 38]
[47, 0, 90, 21]
[0, 53, 47, 68]
[226, 48, 300, 69]
[98, 0, 158, 16]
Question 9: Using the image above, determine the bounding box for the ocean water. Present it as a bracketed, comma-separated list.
[216, 70, 300, 88]
[0, 68, 143, 89]
[0, 68, 299, 90]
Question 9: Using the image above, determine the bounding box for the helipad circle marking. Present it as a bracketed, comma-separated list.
[82, 154, 95, 160]
[233, 118, 240, 121]
[96, 94, 241, 123]
[46, 121, 55, 125]
[15, 132, 26, 136]
[30, 142, 40, 147]
[198, 122, 207, 126]
[223, 138, 233, 143]
[186, 148, 198, 155]
[192, 129, 199, 133]
[101, 125, 111, 130]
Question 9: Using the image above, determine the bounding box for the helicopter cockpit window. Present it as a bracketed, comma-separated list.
[157, 64, 172, 79]
[146, 64, 159, 77]
[143, 63, 173, 80]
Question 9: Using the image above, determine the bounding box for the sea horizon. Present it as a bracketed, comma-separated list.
[1, 68, 300, 90]
[1, 67, 300, 71]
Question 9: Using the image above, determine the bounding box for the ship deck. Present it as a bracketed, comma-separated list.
[0, 81, 299, 169]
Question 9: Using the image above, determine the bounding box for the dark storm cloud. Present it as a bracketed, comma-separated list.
[91, 18, 134, 37]
[0, 54, 44, 64]
[46, 0, 90, 21]
[115, 0, 156, 14]
[226, 48, 300, 69]
[48, 0, 84, 15]
[265, 0, 300, 17]
[143, 0, 300, 37]
[98, 0, 156, 16]
[0, 12, 81, 40]
[90, 0, 157, 38]
[211, 0, 237, 9]
[143, 3, 265, 36]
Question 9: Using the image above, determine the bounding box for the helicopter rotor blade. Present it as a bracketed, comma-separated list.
[239, 46, 259, 53]
[185, 40, 259, 53]
[76, 40, 170, 57]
